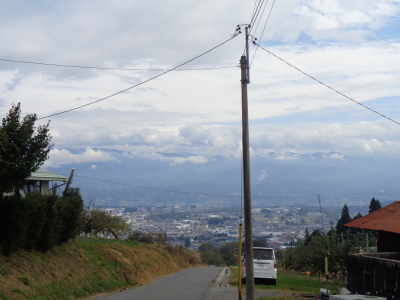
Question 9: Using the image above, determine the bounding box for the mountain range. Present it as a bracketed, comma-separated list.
[49, 150, 400, 211]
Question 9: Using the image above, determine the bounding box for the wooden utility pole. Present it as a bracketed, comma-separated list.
[238, 223, 243, 300]
[241, 25, 254, 300]
[318, 194, 324, 234]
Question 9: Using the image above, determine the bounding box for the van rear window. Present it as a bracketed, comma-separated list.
[253, 249, 273, 260]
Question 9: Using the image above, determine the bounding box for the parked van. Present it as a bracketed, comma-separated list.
[242, 247, 277, 285]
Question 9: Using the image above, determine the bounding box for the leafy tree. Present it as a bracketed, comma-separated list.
[0, 103, 53, 195]
[311, 229, 322, 238]
[304, 227, 310, 246]
[350, 212, 363, 234]
[281, 226, 377, 281]
[80, 208, 130, 239]
[336, 204, 351, 234]
[185, 237, 190, 248]
[219, 242, 238, 265]
[198, 243, 216, 253]
[253, 239, 268, 247]
[368, 198, 382, 214]
[200, 251, 224, 266]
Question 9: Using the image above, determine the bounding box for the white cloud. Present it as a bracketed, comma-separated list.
[259, 169, 268, 181]
[329, 153, 346, 161]
[44, 147, 119, 167]
[1, 0, 400, 168]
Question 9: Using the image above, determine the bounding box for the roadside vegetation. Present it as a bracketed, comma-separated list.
[229, 267, 342, 300]
[0, 104, 202, 300]
[0, 236, 201, 300]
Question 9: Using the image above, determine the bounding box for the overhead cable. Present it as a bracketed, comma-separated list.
[0, 58, 236, 71]
[255, 43, 400, 126]
[250, 0, 276, 66]
[37, 35, 239, 120]
[250, 0, 260, 22]
[250, 0, 265, 29]
[72, 174, 315, 199]
[250, 0, 269, 39]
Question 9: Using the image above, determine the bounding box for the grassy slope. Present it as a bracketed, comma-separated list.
[0, 237, 200, 300]
[229, 267, 343, 300]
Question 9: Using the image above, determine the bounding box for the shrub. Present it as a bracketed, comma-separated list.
[0, 195, 30, 255]
[0, 191, 83, 256]
[127, 232, 155, 244]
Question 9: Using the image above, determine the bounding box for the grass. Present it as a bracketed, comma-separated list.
[0, 236, 200, 300]
[229, 267, 343, 300]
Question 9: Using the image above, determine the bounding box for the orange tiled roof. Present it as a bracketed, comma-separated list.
[345, 201, 400, 234]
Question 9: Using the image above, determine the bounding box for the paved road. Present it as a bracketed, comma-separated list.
[88, 267, 222, 300]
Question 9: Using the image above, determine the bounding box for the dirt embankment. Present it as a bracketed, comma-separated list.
[0, 237, 202, 300]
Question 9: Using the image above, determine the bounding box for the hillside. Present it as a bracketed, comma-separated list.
[0, 237, 201, 300]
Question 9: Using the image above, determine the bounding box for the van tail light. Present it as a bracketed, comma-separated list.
[274, 260, 277, 269]
[244, 262, 246, 267]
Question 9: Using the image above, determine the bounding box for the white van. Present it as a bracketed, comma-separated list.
[242, 247, 277, 285]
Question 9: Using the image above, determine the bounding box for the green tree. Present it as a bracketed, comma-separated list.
[200, 251, 224, 266]
[304, 227, 310, 246]
[253, 239, 268, 247]
[350, 212, 363, 234]
[198, 243, 216, 253]
[0, 103, 53, 195]
[219, 242, 237, 265]
[336, 204, 351, 235]
[185, 237, 190, 248]
[368, 198, 382, 214]
[80, 208, 130, 239]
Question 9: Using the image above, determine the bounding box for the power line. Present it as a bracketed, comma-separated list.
[0, 58, 237, 71]
[37, 35, 239, 120]
[250, 0, 259, 23]
[250, 0, 269, 40]
[70, 173, 315, 199]
[250, 0, 264, 29]
[255, 43, 400, 127]
[250, 0, 276, 67]
[73, 174, 239, 198]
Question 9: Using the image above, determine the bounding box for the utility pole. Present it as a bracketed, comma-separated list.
[238, 223, 243, 300]
[240, 25, 254, 300]
[318, 194, 324, 234]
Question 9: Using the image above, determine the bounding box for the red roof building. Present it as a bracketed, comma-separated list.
[346, 201, 400, 252]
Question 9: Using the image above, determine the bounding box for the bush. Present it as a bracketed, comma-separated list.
[0, 191, 83, 256]
[0, 195, 31, 255]
[127, 232, 155, 244]
[58, 188, 84, 244]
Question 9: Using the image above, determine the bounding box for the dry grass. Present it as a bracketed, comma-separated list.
[0, 237, 202, 300]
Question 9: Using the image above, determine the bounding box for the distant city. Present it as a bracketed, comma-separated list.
[98, 204, 339, 250]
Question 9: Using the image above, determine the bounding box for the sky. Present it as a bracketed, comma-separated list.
[1, 0, 400, 169]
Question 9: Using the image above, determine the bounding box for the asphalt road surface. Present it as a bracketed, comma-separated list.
[88, 267, 222, 300]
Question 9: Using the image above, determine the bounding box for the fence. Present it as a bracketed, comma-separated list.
[347, 252, 400, 296]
